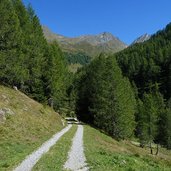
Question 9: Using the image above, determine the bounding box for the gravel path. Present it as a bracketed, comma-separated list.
[64, 125, 89, 171]
[13, 125, 72, 171]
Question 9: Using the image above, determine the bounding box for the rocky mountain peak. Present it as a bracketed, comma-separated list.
[42, 26, 127, 57]
[132, 33, 151, 45]
[98, 32, 115, 43]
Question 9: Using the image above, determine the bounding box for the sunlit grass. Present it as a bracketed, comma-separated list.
[84, 125, 171, 171]
[33, 125, 77, 171]
[0, 85, 64, 171]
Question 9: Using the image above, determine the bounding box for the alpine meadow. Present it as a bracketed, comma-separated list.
[0, 0, 171, 171]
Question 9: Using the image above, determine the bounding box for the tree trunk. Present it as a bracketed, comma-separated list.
[150, 142, 153, 155]
[155, 144, 159, 155]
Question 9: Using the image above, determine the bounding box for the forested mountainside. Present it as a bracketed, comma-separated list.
[72, 23, 171, 150]
[0, 0, 171, 157]
[43, 26, 153, 73]
[43, 26, 127, 72]
[116, 23, 171, 100]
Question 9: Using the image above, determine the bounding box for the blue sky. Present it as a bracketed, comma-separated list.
[23, 0, 171, 44]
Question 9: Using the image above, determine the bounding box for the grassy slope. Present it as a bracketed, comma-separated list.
[33, 125, 77, 171]
[0, 85, 64, 171]
[84, 125, 171, 171]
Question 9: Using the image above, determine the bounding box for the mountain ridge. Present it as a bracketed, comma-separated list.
[42, 26, 127, 57]
[131, 33, 151, 45]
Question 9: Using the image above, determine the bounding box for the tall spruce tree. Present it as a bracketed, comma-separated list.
[162, 99, 171, 149]
[137, 91, 164, 153]
[43, 42, 68, 110]
[165, 109, 171, 149]
[22, 5, 47, 101]
[76, 55, 136, 139]
[0, 0, 22, 85]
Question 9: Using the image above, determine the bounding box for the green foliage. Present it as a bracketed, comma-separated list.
[42, 42, 68, 110]
[1, 0, 171, 152]
[158, 99, 171, 149]
[116, 23, 171, 99]
[73, 22, 171, 148]
[64, 52, 91, 65]
[137, 93, 162, 146]
[75, 55, 136, 139]
[0, 0, 69, 110]
[0, 0, 22, 85]
[115, 23, 171, 148]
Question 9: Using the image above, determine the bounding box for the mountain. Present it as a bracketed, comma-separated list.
[131, 33, 151, 45]
[43, 26, 127, 57]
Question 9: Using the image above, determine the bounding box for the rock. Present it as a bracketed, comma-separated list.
[0, 108, 15, 121]
[13, 86, 18, 91]
[61, 119, 65, 126]
[2, 108, 15, 115]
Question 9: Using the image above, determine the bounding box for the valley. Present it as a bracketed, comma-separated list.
[0, 0, 171, 170]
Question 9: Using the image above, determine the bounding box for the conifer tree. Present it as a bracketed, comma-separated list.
[161, 99, 171, 149]
[43, 42, 68, 110]
[0, 0, 22, 86]
[137, 91, 164, 153]
[165, 109, 171, 149]
[76, 55, 136, 139]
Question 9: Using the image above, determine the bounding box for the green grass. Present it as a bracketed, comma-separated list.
[33, 125, 77, 171]
[0, 85, 64, 171]
[84, 125, 171, 171]
[1, 85, 171, 171]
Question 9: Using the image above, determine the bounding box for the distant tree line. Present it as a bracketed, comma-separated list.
[64, 52, 91, 65]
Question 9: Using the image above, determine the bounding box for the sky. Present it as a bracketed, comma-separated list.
[23, 0, 171, 45]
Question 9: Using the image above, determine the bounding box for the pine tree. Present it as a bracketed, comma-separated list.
[137, 91, 164, 153]
[0, 0, 21, 85]
[43, 42, 68, 110]
[76, 55, 136, 139]
[162, 99, 171, 149]
[165, 109, 171, 149]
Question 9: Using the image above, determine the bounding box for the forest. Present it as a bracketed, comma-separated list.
[0, 0, 171, 152]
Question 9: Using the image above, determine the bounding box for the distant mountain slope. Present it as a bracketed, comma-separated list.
[43, 26, 127, 57]
[131, 33, 151, 45]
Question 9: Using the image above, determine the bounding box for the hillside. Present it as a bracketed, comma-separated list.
[84, 126, 171, 170]
[116, 23, 171, 99]
[43, 26, 127, 57]
[1, 1, 171, 170]
[0, 85, 64, 171]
